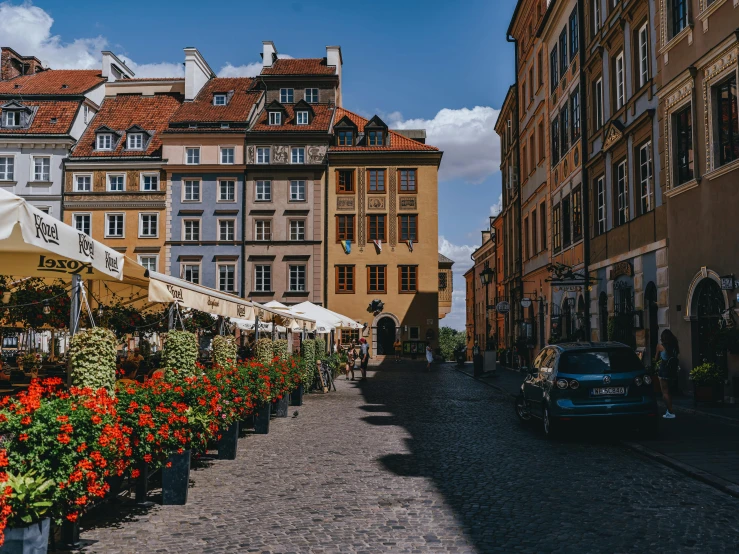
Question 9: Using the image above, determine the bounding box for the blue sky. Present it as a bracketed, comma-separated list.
[0, 0, 519, 329]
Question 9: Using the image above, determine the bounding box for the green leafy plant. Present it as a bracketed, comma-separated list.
[256, 338, 274, 365]
[607, 317, 616, 341]
[161, 331, 199, 380]
[690, 362, 724, 387]
[69, 328, 117, 392]
[315, 338, 327, 360]
[272, 339, 288, 362]
[301, 340, 317, 390]
[2, 470, 55, 527]
[212, 336, 237, 368]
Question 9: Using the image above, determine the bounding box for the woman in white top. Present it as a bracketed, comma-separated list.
[425, 343, 434, 372]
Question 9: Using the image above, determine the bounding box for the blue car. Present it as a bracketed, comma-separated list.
[515, 342, 659, 438]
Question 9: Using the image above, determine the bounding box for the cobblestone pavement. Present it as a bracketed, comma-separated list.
[73, 362, 739, 553]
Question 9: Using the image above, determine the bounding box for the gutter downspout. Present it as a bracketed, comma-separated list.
[241, 134, 247, 299]
[507, 32, 522, 346]
[323, 160, 329, 308]
[471, 253, 477, 357]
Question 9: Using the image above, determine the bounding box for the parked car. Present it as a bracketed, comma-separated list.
[514, 342, 659, 438]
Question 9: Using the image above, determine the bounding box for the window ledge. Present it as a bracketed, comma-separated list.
[27, 181, 53, 186]
[658, 24, 693, 57]
[697, 0, 728, 31]
[0, 181, 17, 186]
[664, 178, 699, 198]
[704, 158, 739, 180]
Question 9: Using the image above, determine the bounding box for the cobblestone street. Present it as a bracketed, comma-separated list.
[75, 363, 739, 553]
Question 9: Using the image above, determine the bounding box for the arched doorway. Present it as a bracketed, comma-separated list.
[645, 282, 658, 359]
[691, 278, 726, 366]
[376, 317, 397, 356]
[599, 292, 608, 341]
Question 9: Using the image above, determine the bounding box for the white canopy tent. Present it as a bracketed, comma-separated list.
[289, 302, 361, 333]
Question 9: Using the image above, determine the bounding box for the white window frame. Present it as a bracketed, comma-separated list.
[72, 213, 91, 236]
[290, 180, 306, 201]
[256, 147, 270, 164]
[218, 179, 236, 202]
[105, 212, 125, 238]
[639, 142, 653, 214]
[217, 263, 237, 293]
[32, 156, 50, 182]
[185, 147, 201, 165]
[0, 156, 14, 181]
[269, 112, 282, 125]
[140, 173, 159, 191]
[289, 265, 306, 292]
[616, 160, 628, 225]
[594, 0, 601, 33]
[305, 88, 319, 103]
[96, 133, 113, 151]
[615, 52, 625, 110]
[220, 146, 235, 165]
[127, 133, 144, 150]
[291, 147, 305, 164]
[289, 219, 305, 241]
[83, 105, 90, 124]
[213, 94, 227, 106]
[106, 173, 126, 192]
[254, 219, 272, 241]
[218, 218, 236, 241]
[596, 176, 606, 235]
[183, 179, 201, 202]
[34, 206, 50, 215]
[74, 174, 92, 192]
[181, 262, 201, 284]
[638, 23, 649, 89]
[183, 219, 201, 242]
[138, 212, 159, 238]
[3, 110, 20, 127]
[254, 265, 271, 292]
[280, 88, 294, 103]
[137, 255, 158, 272]
[595, 78, 604, 129]
[296, 111, 309, 125]
[255, 180, 271, 201]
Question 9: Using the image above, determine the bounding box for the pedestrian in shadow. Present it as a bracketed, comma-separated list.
[425, 342, 433, 372]
[655, 329, 679, 419]
[359, 337, 369, 381]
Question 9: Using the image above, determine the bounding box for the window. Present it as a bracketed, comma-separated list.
[529, 134, 535, 170]
[671, 0, 688, 38]
[280, 88, 294, 103]
[572, 187, 582, 240]
[289, 265, 306, 292]
[182, 264, 200, 284]
[256, 147, 270, 164]
[336, 265, 355, 293]
[368, 266, 387, 293]
[639, 142, 653, 214]
[305, 88, 319, 103]
[675, 105, 694, 184]
[254, 265, 271, 292]
[141, 174, 158, 191]
[399, 169, 416, 192]
[107, 174, 124, 192]
[106, 213, 124, 238]
[186, 147, 200, 165]
[368, 215, 386, 241]
[83, 105, 90, 124]
[540, 201, 547, 249]
[183, 220, 200, 241]
[570, 87, 581, 142]
[551, 118, 560, 162]
[269, 111, 282, 125]
[560, 106, 569, 153]
[559, 28, 568, 75]
[615, 160, 628, 226]
[550, 46, 559, 92]
[256, 180, 271, 201]
[562, 195, 571, 247]
[184, 180, 200, 201]
[291, 147, 305, 164]
[337, 131, 353, 146]
[399, 215, 418, 241]
[73, 214, 91, 236]
[213, 94, 227, 106]
[538, 121, 545, 161]
[531, 208, 538, 253]
[219, 180, 235, 202]
[221, 147, 235, 164]
[139, 213, 158, 237]
[409, 326, 420, 340]
[553, 203, 561, 252]
[296, 111, 309, 125]
[33, 157, 50, 181]
[594, 0, 601, 33]
[0, 157, 13, 180]
[255, 220, 271, 241]
[338, 170, 354, 193]
[218, 265, 236, 293]
[522, 81, 527, 112]
[127, 133, 143, 150]
[337, 215, 355, 241]
[219, 219, 235, 241]
[615, 52, 625, 110]
[74, 174, 91, 192]
[595, 78, 604, 129]
[569, 6, 579, 59]
[369, 169, 385, 192]
[399, 266, 418, 293]
[290, 180, 306, 201]
[537, 49, 543, 88]
[716, 76, 739, 166]
[289, 220, 305, 241]
[96, 133, 113, 150]
[3, 110, 20, 127]
[524, 216, 530, 259]
[138, 256, 157, 272]
[522, 144, 528, 176]
[638, 23, 649, 88]
[368, 131, 384, 146]
[596, 176, 606, 235]
[529, 67, 534, 103]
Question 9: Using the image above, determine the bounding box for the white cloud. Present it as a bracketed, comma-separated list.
[490, 193, 503, 217]
[118, 56, 184, 78]
[218, 62, 262, 78]
[439, 235, 476, 331]
[392, 106, 500, 184]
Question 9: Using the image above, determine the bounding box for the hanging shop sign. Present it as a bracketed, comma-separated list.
[520, 297, 532, 309]
[496, 301, 511, 314]
[552, 285, 582, 292]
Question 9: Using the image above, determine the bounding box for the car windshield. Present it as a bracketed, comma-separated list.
[558, 349, 643, 374]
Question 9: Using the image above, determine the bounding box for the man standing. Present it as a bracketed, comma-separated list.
[359, 337, 370, 380]
[393, 338, 402, 363]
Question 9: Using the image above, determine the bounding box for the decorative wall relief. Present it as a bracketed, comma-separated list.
[389, 166, 397, 246]
[367, 196, 386, 210]
[273, 145, 288, 164]
[399, 196, 417, 210]
[358, 168, 366, 246]
[247, 146, 255, 164]
[307, 145, 327, 164]
[337, 197, 355, 211]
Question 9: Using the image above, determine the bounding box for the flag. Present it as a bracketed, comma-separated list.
[341, 240, 351, 254]
[407, 239, 414, 252]
[373, 239, 382, 252]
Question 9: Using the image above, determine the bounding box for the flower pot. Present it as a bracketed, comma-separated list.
[134, 460, 149, 504]
[0, 518, 50, 554]
[240, 414, 254, 430]
[162, 449, 191, 505]
[61, 519, 79, 549]
[217, 421, 239, 460]
[105, 474, 124, 501]
[694, 384, 724, 403]
[290, 384, 303, 406]
[254, 401, 271, 434]
[274, 395, 289, 418]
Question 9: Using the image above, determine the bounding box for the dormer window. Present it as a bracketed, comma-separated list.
[269, 112, 282, 125]
[97, 133, 113, 150]
[127, 133, 144, 150]
[368, 131, 384, 146]
[214, 94, 227, 106]
[280, 88, 294, 103]
[296, 111, 309, 125]
[337, 131, 353, 146]
[3, 111, 20, 127]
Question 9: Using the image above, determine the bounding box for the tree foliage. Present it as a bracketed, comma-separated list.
[439, 327, 466, 361]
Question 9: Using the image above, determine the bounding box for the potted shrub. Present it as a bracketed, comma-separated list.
[0, 470, 54, 554]
[68, 328, 117, 391]
[290, 357, 305, 407]
[212, 336, 237, 369]
[690, 362, 725, 403]
[160, 331, 199, 380]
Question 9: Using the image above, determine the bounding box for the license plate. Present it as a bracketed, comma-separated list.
[591, 387, 626, 396]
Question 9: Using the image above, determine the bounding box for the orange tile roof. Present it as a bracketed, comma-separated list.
[250, 103, 334, 132]
[0, 100, 80, 135]
[330, 108, 439, 152]
[169, 77, 260, 125]
[0, 69, 105, 96]
[261, 58, 336, 76]
[71, 93, 183, 158]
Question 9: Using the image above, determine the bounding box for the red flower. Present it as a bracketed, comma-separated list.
[66, 512, 78, 522]
[18, 433, 29, 441]
[166, 462, 172, 468]
[57, 433, 70, 444]
[131, 469, 140, 479]
[91, 415, 102, 425]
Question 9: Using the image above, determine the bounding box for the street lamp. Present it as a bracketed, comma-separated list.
[479, 267, 495, 352]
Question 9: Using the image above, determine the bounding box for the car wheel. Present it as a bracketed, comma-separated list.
[543, 406, 557, 438]
[514, 394, 532, 422]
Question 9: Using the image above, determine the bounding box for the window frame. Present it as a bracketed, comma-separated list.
[220, 146, 235, 165]
[217, 263, 237, 293]
[572, 186, 583, 241]
[335, 265, 355, 294]
[213, 94, 227, 106]
[138, 212, 159, 238]
[182, 218, 201, 242]
[182, 179, 201, 202]
[0, 155, 14, 181]
[288, 264, 307, 292]
[596, 175, 606, 235]
[106, 173, 125, 192]
[269, 111, 282, 126]
[255, 180, 271, 201]
[296, 111, 309, 125]
[595, 77, 604, 129]
[73, 173, 92, 192]
[552, 202, 562, 253]
[615, 159, 628, 226]
[256, 147, 270, 164]
[279, 88, 294, 103]
[398, 214, 418, 242]
[714, 75, 739, 167]
[638, 22, 649, 89]
[32, 156, 50, 182]
[218, 179, 236, 203]
[254, 219, 272, 241]
[254, 264, 272, 292]
[289, 219, 306, 241]
[399, 168, 417, 193]
[290, 180, 306, 202]
[72, 213, 91, 236]
[181, 262, 201, 285]
[218, 218, 236, 242]
[305, 88, 319, 103]
[570, 86, 581, 142]
[367, 214, 387, 242]
[615, 51, 625, 111]
[104, 212, 125, 238]
[367, 265, 388, 294]
[140, 173, 159, 192]
[368, 130, 384, 146]
[337, 169, 355, 193]
[638, 141, 653, 215]
[337, 130, 353, 146]
[185, 147, 200, 165]
[562, 194, 572, 248]
[336, 215, 355, 242]
[368, 169, 386, 193]
[398, 265, 418, 294]
[126, 132, 144, 150]
[291, 147, 305, 164]
[137, 255, 158, 273]
[96, 133, 113, 151]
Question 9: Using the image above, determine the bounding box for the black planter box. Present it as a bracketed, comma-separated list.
[1, 518, 50, 553]
[217, 421, 239, 460]
[61, 519, 79, 549]
[290, 384, 303, 406]
[274, 395, 289, 418]
[162, 449, 191, 505]
[134, 460, 149, 504]
[254, 401, 271, 434]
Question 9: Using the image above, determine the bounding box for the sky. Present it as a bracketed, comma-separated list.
[0, 0, 519, 330]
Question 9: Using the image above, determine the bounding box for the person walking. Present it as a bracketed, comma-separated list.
[393, 338, 402, 363]
[359, 337, 369, 381]
[655, 329, 679, 419]
[425, 343, 434, 372]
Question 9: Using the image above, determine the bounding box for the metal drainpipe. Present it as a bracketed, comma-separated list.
[507, 32, 522, 344]
[323, 158, 329, 308]
[241, 135, 248, 299]
[471, 252, 477, 355]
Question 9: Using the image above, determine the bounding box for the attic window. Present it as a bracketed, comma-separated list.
[269, 112, 282, 125]
[221, 123, 230, 129]
[127, 133, 144, 150]
[337, 131, 353, 146]
[3, 111, 21, 127]
[368, 131, 384, 146]
[296, 111, 309, 125]
[96, 133, 113, 150]
[214, 94, 227, 106]
[13, 84, 20, 89]
[50, 118, 58, 124]
[189, 123, 197, 129]
[61, 84, 68, 89]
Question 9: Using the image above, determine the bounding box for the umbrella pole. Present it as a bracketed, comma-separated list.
[254, 315, 260, 341]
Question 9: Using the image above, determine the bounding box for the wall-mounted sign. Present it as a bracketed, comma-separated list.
[720, 275, 735, 290]
[496, 301, 510, 314]
[610, 261, 633, 280]
[520, 297, 532, 309]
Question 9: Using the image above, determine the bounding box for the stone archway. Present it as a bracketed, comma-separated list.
[685, 268, 729, 320]
[371, 312, 400, 357]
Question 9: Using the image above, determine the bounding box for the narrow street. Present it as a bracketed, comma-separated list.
[77, 363, 739, 553]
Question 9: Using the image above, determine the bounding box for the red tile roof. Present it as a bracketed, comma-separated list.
[251, 103, 334, 132]
[0, 100, 80, 135]
[261, 58, 336, 76]
[71, 93, 183, 158]
[169, 77, 260, 125]
[330, 108, 439, 152]
[0, 69, 105, 96]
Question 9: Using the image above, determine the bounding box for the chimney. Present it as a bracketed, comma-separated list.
[1, 47, 43, 81]
[262, 41, 277, 69]
[184, 47, 214, 101]
[101, 51, 134, 82]
[326, 46, 343, 107]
